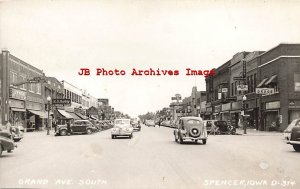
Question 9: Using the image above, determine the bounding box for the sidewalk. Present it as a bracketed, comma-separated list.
[235, 128, 283, 136]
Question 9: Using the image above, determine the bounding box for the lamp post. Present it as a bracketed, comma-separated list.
[242, 95, 247, 134]
[46, 96, 51, 135]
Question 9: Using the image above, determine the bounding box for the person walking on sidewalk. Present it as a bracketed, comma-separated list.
[158, 119, 161, 128]
[67, 120, 71, 136]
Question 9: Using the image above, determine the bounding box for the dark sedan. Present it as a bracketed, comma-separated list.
[55, 120, 98, 136]
[286, 118, 300, 152]
[0, 128, 16, 157]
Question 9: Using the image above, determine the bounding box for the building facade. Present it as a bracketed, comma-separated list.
[205, 43, 300, 131]
[0, 50, 47, 130]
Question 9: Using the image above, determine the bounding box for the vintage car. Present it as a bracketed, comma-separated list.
[161, 120, 171, 127]
[11, 125, 25, 142]
[0, 127, 16, 157]
[131, 119, 141, 131]
[55, 120, 97, 136]
[214, 120, 236, 135]
[203, 120, 217, 134]
[286, 118, 300, 152]
[173, 116, 208, 144]
[284, 118, 300, 141]
[111, 119, 133, 139]
[145, 120, 156, 127]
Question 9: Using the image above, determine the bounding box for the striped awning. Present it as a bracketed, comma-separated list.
[57, 109, 73, 119]
[11, 108, 26, 112]
[265, 75, 277, 85]
[67, 112, 81, 120]
[257, 78, 269, 88]
[75, 113, 88, 120]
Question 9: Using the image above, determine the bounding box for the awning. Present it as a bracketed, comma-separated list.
[90, 115, 98, 120]
[257, 78, 269, 88]
[11, 108, 26, 112]
[75, 113, 88, 120]
[265, 75, 277, 85]
[67, 112, 81, 120]
[28, 110, 48, 119]
[57, 109, 73, 119]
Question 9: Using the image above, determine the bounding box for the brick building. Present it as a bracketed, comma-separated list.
[205, 43, 300, 131]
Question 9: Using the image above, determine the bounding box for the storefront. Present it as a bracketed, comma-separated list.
[245, 99, 259, 129]
[230, 101, 242, 128]
[9, 88, 26, 127]
[56, 109, 73, 124]
[288, 100, 300, 123]
[213, 105, 221, 120]
[26, 96, 45, 131]
[221, 103, 231, 121]
[264, 101, 280, 131]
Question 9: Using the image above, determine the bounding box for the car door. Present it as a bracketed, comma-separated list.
[78, 121, 87, 133]
[71, 121, 79, 133]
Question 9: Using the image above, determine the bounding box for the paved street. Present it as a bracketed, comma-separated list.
[0, 125, 299, 189]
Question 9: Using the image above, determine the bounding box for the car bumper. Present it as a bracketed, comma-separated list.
[111, 131, 133, 135]
[287, 140, 300, 145]
[182, 136, 207, 140]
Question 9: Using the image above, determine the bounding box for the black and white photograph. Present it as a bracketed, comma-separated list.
[0, 0, 300, 189]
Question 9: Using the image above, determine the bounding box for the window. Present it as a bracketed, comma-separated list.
[294, 73, 300, 92]
[36, 83, 41, 94]
[254, 74, 257, 92]
[231, 83, 234, 96]
[10, 71, 18, 84]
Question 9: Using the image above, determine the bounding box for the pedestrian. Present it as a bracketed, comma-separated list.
[158, 119, 161, 128]
[53, 120, 57, 133]
[67, 120, 71, 136]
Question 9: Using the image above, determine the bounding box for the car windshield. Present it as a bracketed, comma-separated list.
[186, 119, 202, 125]
[115, 120, 130, 125]
[285, 119, 300, 131]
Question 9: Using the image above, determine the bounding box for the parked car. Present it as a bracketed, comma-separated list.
[0, 127, 16, 157]
[284, 118, 300, 141]
[11, 125, 24, 142]
[203, 120, 217, 134]
[173, 116, 208, 144]
[111, 119, 133, 139]
[89, 120, 102, 131]
[286, 118, 300, 152]
[55, 120, 97, 136]
[145, 120, 156, 127]
[161, 120, 171, 127]
[214, 120, 236, 135]
[131, 119, 141, 131]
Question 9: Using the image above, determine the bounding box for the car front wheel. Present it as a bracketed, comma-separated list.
[202, 139, 207, 145]
[60, 130, 67, 136]
[293, 145, 300, 152]
[87, 129, 92, 135]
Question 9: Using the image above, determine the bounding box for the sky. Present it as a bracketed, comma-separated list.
[1, 0, 300, 117]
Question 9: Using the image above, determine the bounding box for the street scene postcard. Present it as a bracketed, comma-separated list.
[0, 0, 300, 189]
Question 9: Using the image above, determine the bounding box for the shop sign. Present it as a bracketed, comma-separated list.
[27, 96, 44, 103]
[266, 101, 280, 110]
[9, 88, 26, 100]
[237, 85, 248, 91]
[222, 103, 231, 111]
[52, 99, 71, 105]
[256, 88, 275, 95]
[221, 88, 228, 93]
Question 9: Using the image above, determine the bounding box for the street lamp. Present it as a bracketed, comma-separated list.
[242, 95, 247, 134]
[46, 96, 51, 135]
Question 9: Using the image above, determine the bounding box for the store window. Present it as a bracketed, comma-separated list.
[295, 72, 300, 92]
